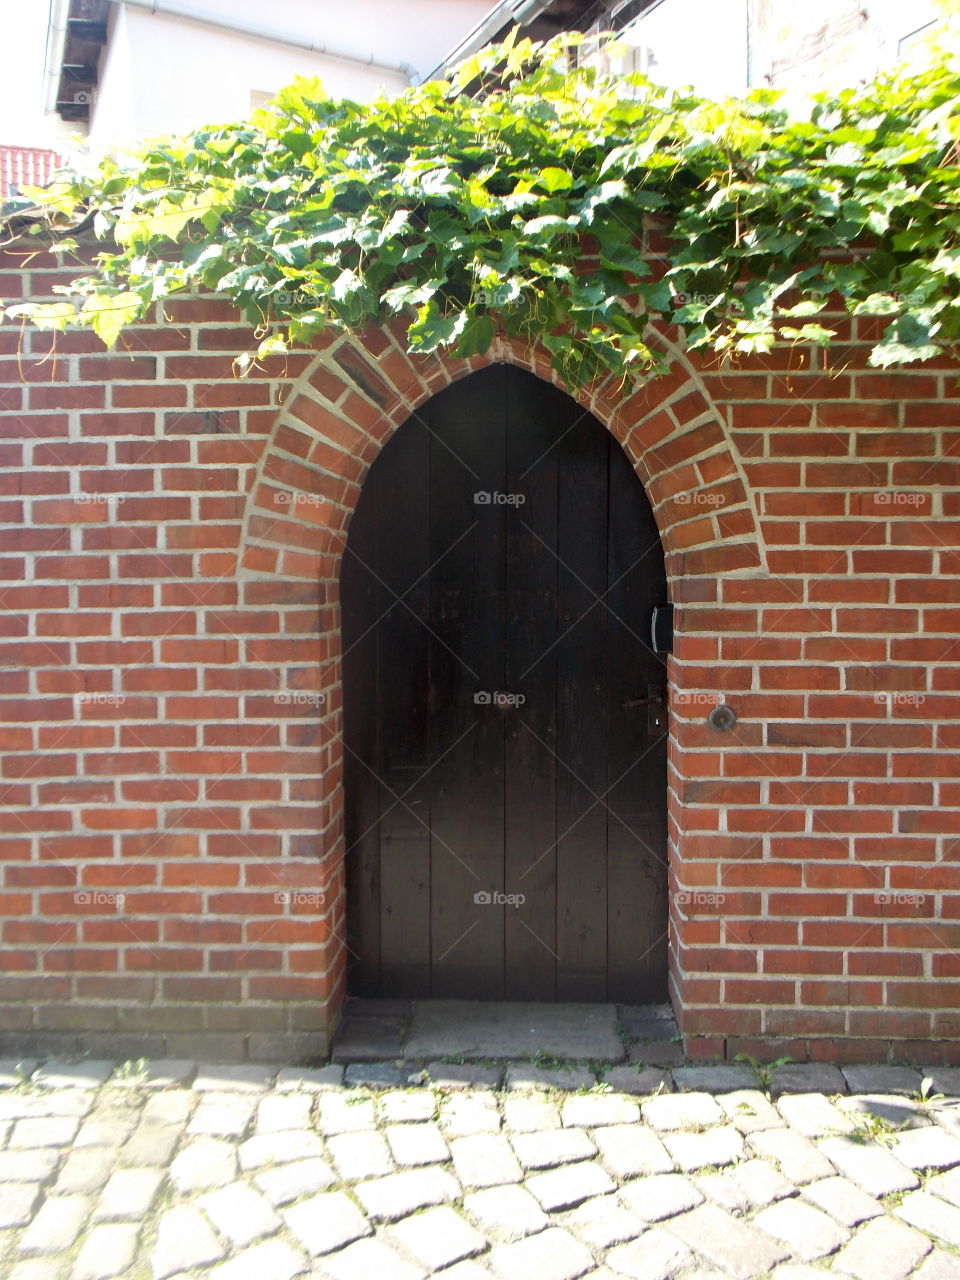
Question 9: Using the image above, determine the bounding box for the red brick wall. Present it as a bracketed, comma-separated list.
[2, 243, 958, 1063]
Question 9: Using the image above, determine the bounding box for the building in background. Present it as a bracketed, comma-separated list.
[574, 0, 947, 102]
[44, 0, 500, 148]
[40, 0, 960, 150]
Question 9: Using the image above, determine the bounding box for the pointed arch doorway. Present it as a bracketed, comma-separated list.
[341, 365, 668, 1003]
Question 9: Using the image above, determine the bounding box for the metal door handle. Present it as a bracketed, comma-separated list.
[623, 687, 666, 709]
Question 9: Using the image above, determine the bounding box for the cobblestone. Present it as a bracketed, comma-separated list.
[619, 1172, 703, 1221]
[606, 1227, 691, 1280]
[450, 1133, 522, 1187]
[282, 1189, 372, 1254]
[197, 1181, 282, 1247]
[151, 1204, 226, 1278]
[502, 1096, 561, 1131]
[54, 1145, 118, 1193]
[777, 1092, 855, 1138]
[489, 1226, 594, 1280]
[73, 1222, 140, 1280]
[561, 1094, 640, 1128]
[237, 1127, 327, 1171]
[818, 1135, 919, 1197]
[388, 1205, 487, 1270]
[717, 1089, 787, 1133]
[833, 1215, 931, 1280]
[594, 1122, 675, 1177]
[93, 1167, 163, 1220]
[385, 1121, 450, 1166]
[0, 1181, 43, 1228]
[641, 1091, 724, 1131]
[206, 1238, 308, 1280]
[771, 1064, 848, 1097]
[380, 1091, 438, 1123]
[439, 1093, 501, 1135]
[562, 1193, 644, 1248]
[188, 1091, 258, 1139]
[526, 1159, 615, 1210]
[895, 1190, 960, 1248]
[694, 1158, 795, 1212]
[666, 1202, 790, 1279]
[511, 1126, 595, 1169]
[253, 1156, 336, 1205]
[842, 1066, 924, 1096]
[34, 1061, 114, 1090]
[354, 1167, 461, 1220]
[752, 1198, 851, 1260]
[463, 1184, 548, 1239]
[891, 1126, 960, 1171]
[748, 1128, 838, 1183]
[927, 1167, 960, 1208]
[504, 1063, 595, 1092]
[169, 1136, 238, 1192]
[673, 1064, 761, 1093]
[327, 1129, 395, 1179]
[3, 1055, 960, 1280]
[914, 1254, 960, 1280]
[322, 1237, 425, 1280]
[662, 1124, 746, 1171]
[18, 1195, 89, 1254]
[426, 1062, 501, 1091]
[800, 1175, 885, 1227]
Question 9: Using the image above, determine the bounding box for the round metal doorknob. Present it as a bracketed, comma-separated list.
[708, 704, 737, 731]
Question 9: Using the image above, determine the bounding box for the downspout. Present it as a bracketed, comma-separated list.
[114, 0, 418, 84]
[42, 0, 72, 114]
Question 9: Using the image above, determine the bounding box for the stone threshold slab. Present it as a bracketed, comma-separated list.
[403, 1000, 626, 1063]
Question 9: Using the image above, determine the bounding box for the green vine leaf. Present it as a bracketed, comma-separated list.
[3, 31, 959, 389]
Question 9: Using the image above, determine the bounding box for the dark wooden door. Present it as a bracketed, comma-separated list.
[342, 366, 668, 1002]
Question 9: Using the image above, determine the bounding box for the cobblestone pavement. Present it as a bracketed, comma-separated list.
[3, 1056, 960, 1280]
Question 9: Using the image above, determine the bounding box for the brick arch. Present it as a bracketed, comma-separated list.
[235, 324, 765, 1042]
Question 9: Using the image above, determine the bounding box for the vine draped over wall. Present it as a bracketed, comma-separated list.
[4, 31, 960, 389]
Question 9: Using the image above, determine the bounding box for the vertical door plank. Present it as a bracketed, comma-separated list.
[605, 441, 669, 1002]
[554, 408, 610, 1001]
[428, 370, 507, 997]
[376, 416, 433, 995]
[504, 370, 560, 1000]
[341, 457, 383, 994]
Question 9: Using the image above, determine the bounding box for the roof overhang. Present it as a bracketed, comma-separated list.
[45, 0, 111, 124]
